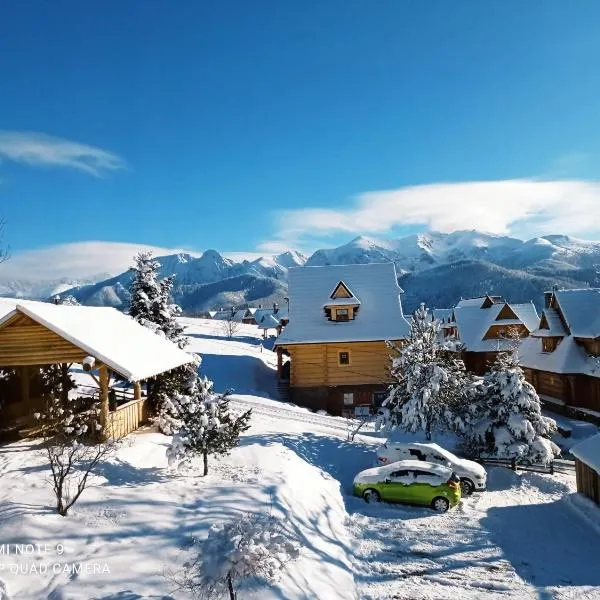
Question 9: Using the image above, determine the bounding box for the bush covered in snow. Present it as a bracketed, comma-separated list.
[462, 349, 560, 464]
[166, 373, 251, 476]
[173, 512, 299, 600]
[376, 303, 470, 440]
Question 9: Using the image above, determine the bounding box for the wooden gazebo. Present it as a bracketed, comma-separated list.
[0, 298, 193, 440]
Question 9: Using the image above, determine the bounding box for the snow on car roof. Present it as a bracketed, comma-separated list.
[571, 433, 600, 474]
[0, 298, 194, 382]
[381, 459, 453, 475]
[276, 263, 410, 345]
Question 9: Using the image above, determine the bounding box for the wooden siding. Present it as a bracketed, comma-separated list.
[496, 304, 518, 320]
[0, 315, 87, 366]
[575, 459, 600, 505]
[106, 398, 149, 439]
[331, 282, 353, 299]
[483, 324, 528, 340]
[536, 371, 568, 401]
[284, 341, 391, 387]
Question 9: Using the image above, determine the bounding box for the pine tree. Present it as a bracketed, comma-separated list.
[377, 303, 469, 440]
[464, 349, 559, 464]
[128, 252, 193, 432]
[167, 373, 251, 476]
[59, 295, 80, 306]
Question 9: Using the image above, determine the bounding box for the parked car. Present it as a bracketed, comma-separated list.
[353, 460, 461, 512]
[375, 442, 487, 496]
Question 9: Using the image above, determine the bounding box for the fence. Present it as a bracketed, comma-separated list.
[477, 456, 575, 475]
[107, 397, 149, 439]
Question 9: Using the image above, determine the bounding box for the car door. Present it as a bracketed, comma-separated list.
[410, 469, 439, 505]
[385, 469, 414, 502]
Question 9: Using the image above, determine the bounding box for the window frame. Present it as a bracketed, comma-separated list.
[343, 392, 354, 406]
[338, 351, 350, 366]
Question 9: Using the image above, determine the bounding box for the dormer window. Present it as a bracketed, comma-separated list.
[324, 280, 361, 322]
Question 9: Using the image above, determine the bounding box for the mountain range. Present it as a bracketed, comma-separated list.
[2, 231, 600, 313]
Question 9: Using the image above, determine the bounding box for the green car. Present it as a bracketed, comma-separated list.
[353, 459, 461, 512]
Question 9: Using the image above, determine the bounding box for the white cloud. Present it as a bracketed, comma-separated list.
[264, 179, 600, 249]
[0, 242, 200, 282]
[0, 131, 125, 176]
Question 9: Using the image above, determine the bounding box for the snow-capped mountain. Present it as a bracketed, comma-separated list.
[4, 231, 599, 313]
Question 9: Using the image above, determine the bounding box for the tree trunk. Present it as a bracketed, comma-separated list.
[227, 571, 236, 600]
[425, 419, 432, 441]
[203, 450, 208, 476]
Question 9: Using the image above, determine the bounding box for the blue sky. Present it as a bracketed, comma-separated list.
[1, 1, 600, 267]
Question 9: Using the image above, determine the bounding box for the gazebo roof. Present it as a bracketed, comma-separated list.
[0, 298, 194, 382]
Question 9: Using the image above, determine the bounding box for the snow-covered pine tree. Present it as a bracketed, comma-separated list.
[377, 303, 469, 440]
[59, 295, 80, 306]
[128, 252, 194, 432]
[174, 512, 299, 600]
[167, 374, 251, 476]
[464, 348, 559, 464]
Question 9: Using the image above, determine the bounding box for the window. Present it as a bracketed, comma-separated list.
[373, 391, 387, 407]
[542, 338, 559, 353]
[390, 470, 410, 478]
[339, 351, 350, 365]
[343, 392, 354, 406]
[409, 449, 425, 460]
[336, 308, 349, 321]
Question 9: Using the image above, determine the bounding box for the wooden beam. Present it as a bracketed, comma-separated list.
[99, 365, 109, 435]
[134, 382, 143, 421]
[19, 366, 30, 405]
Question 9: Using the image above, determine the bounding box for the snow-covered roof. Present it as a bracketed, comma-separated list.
[455, 297, 488, 309]
[257, 313, 281, 329]
[276, 263, 410, 345]
[571, 434, 600, 473]
[453, 301, 539, 352]
[0, 298, 194, 382]
[519, 335, 599, 377]
[323, 296, 362, 307]
[531, 308, 567, 338]
[432, 308, 453, 323]
[554, 289, 600, 339]
[510, 302, 540, 332]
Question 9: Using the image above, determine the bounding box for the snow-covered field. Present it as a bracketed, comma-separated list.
[1, 318, 599, 599]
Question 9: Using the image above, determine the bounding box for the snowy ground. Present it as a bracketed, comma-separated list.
[1, 318, 599, 599]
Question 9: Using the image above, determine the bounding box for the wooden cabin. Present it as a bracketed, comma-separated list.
[520, 288, 600, 420]
[274, 263, 410, 416]
[571, 434, 600, 506]
[0, 298, 193, 441]
[452, 297, 539, 374]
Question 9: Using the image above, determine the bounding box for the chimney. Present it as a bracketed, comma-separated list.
[273, 302, 279, 314]
[544, 291, 553, 308]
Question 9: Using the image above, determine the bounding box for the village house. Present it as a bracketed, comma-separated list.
[571, 433, 600, 506]
[519, 288, 600, 420]
[0, 298, 193, 441]
[274, 263, 410, 417]
[430, 308, 457, 338]
[452, 295, 540, 374]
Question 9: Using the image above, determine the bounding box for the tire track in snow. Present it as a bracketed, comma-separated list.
[230, 396, 357, 435]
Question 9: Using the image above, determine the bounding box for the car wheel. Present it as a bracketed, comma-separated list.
[432, 496, 450, 513]
[363, 489, 381, 503]
[460, 478, 475, 496]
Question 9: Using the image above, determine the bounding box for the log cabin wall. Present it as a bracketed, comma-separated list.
[575, 459, 600, 505]
[0, 314, 87, 366]
[286, 341, 391, 388]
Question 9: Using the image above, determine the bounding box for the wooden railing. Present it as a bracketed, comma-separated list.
[107, 397, 149, 439]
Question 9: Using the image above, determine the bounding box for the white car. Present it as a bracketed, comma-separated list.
[375, 442, 487, 495]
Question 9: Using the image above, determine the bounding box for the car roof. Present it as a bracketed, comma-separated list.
[388, 441, 453, 457]
[384, 459, 452, 476]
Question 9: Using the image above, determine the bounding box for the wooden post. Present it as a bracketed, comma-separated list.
[134, 381, 143, 422]
[277, 347, 283, 379]
[99, 365, 109, 436]
[19, 366, 30, 406]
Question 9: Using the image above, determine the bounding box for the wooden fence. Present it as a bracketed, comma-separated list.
[477, 456, 575, 475]
[106, 397, 149, 439]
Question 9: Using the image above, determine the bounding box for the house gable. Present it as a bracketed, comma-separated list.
[330, 281, 354, 300]
[0, 313, 88, 366]
[495, 303, 518, 320]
